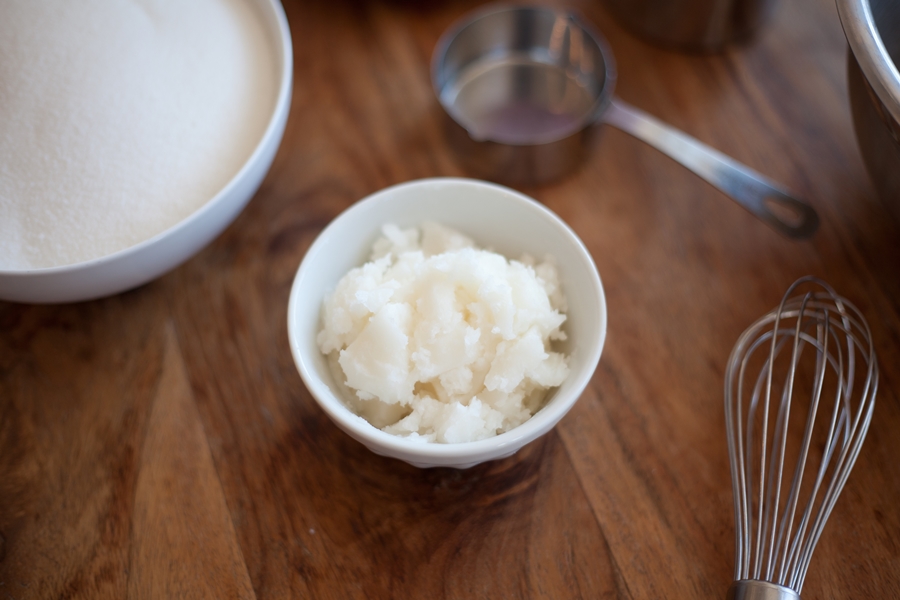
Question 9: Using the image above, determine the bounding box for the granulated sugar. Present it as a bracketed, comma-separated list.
[0, 0, 277, 269]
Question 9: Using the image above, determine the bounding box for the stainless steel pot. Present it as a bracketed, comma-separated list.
[601, 0, 775, 51]
[837, 0, 900, 219]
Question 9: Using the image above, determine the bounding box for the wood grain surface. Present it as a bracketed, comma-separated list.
[2, 0, 899, 598]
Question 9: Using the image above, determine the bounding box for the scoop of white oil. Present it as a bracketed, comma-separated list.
[317, 222, 570, 444]
[0, 0, 277, 269]
[442, 57, 598, 144]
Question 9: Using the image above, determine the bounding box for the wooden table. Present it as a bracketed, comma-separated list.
[2, 0, 898, 597]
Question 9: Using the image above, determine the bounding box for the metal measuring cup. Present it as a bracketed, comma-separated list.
[431, 4, 818, 239]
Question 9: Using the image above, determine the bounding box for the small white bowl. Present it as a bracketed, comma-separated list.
[0, 0, 293, 304]
[287, 178, 607, 468]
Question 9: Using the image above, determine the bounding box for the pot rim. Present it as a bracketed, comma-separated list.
[837, 0, 900, 125]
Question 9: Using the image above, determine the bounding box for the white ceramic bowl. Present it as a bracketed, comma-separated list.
[0, 0, 293, 304]
[287, 178, 607, 468]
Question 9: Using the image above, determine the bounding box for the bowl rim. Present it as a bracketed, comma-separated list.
[287, 177, 607, 464]
[0, 0, 294, 278]
[837, 0, 900, 124]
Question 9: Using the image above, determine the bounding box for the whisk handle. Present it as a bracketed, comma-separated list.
[726, 580, 800, 600]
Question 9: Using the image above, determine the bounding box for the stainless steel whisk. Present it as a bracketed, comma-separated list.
[724, 277, 878, 600]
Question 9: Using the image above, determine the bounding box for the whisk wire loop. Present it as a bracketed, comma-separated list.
[724, 276, 877, 598]
[774, 309, 831, 585]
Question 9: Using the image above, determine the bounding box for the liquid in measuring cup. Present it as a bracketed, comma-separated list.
[442, 56, 599, 145]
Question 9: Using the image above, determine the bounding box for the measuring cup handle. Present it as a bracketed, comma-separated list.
[601, 99, 819, 239]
